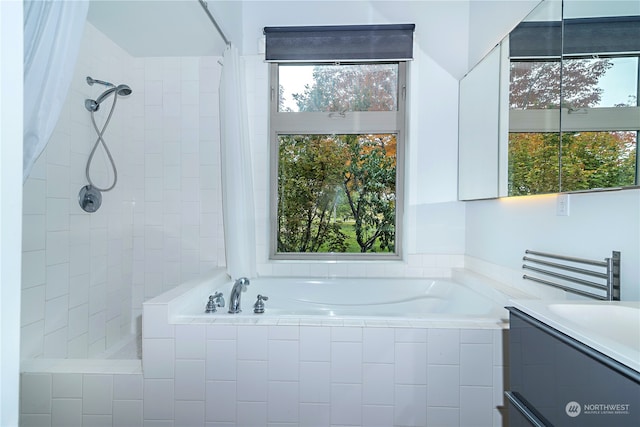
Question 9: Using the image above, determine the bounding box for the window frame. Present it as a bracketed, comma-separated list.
[268, 61, 407, 261]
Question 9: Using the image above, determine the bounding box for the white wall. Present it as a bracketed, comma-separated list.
[465, 190, 640, 300]
[467, 0, 541, 71]
[20, 21, 225, 359]
[1, 1, 23, 424]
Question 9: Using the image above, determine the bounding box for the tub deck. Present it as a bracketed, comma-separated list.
[165, 269, 515, 329]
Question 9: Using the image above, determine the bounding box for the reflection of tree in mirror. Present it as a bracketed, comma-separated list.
[616, 95, 637, 108]
[509, 133, 561, 195]
[509, 131, 636, 195]
[510, 59, 612, 109]
[509, 57, 636, 194]
[561, 131, 636, 191]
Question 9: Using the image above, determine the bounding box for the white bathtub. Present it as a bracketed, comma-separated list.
[141, 268, 518, 426]
[171, 270, 512, 327]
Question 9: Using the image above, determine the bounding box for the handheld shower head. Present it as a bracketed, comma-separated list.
[115, 84, 132, 96]
[85, 84, 132, 112]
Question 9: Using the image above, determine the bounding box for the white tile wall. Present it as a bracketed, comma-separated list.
[22, 313, 507, 427]
[21, 21, 224, 360]
[51, 399, 82, 427]
[206, 380, 236, 423]
[134, 300, 507, 427]
[143, 379, 174, 420]
[21, 371, 144, 427]
[82, 375, 113, 415]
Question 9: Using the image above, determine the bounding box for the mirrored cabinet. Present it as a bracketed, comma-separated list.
[459, 0, 640, 200]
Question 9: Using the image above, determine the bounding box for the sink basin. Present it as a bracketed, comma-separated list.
[548, 303, 640, 350]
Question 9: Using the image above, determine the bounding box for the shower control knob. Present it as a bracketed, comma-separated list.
[253, 295, 269, 314]
[78, 185, 102, 213]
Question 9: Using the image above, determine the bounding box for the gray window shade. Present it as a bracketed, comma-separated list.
[509, 21, 561, 58]
[510, 16, 640, 58]
[263, 24, 415, 62]
[563, 16, 640, 56]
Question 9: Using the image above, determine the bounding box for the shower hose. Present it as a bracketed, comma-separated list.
[86, 93, 119, 192]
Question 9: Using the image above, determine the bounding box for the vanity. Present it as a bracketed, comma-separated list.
[505, 301, 640, 426]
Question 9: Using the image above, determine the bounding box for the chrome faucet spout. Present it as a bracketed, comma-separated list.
[228, 277, 250, 313]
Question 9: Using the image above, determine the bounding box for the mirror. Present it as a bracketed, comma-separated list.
[458, 0, 640, 200]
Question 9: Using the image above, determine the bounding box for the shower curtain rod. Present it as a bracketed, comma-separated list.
[198, 0, 231, 46]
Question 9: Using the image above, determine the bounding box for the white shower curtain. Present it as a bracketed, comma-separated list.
[23, 0, 88, 182]
[219, 44, 257, 279]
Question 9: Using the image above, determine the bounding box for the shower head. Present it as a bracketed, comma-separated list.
[85, 84, 133, 112]
[114, 84, 132, 96]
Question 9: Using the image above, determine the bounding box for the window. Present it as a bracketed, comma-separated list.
[264, 24, 414, 260]
[269, 62, 406, 259]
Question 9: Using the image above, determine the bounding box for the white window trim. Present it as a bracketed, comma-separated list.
[511, 107, 640, 133]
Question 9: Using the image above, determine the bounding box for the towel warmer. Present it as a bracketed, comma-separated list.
[522, 249, 620, 301]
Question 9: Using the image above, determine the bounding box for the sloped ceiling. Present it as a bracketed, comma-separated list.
[87, 0, 541, 78]
[87, 0, 228, 57]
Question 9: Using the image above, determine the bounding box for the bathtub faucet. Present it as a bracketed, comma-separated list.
[228, 277, 250, 314]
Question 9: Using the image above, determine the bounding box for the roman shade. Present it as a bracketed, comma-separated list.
[263, 24, 415, 62]
[510, 16, 640, 58]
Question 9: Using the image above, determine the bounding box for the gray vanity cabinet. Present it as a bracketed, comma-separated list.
[506, 307, 640, 427]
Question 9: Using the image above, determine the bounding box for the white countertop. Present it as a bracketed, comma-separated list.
[508, 299, 640, 373]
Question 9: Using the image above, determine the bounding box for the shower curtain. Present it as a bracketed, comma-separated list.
[23, 0, 88, 182]
[219, 44, 257, 279]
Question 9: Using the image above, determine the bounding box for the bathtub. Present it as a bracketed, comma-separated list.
[169, 269, 513, 328]
[139, 268, 515, 426]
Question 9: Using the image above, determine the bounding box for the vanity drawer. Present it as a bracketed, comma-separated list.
[507, 309, 640, 427]
[505, 391, 549, 427]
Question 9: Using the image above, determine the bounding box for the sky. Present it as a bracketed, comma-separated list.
[598, 57, 638, 107]
[278, 65, 315, 111]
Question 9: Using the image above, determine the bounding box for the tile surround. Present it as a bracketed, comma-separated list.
[146, 288, 505, 427]
[21, 311, 507, 427]
[21, 21, 223, 360]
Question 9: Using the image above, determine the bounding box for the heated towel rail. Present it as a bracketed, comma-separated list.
[522, 250, 621, 301]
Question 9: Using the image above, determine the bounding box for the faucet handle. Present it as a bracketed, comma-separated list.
[205, 295, 217, 313]
[253, 294, 269, 314]
[213, 291, 225, 307]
